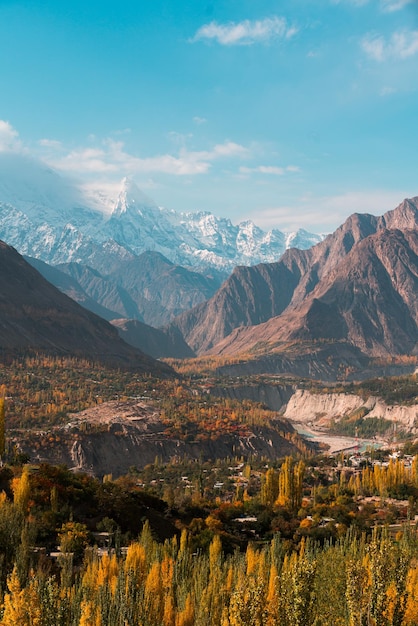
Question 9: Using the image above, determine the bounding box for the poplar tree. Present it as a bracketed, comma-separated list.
[276, 457, 305, 511]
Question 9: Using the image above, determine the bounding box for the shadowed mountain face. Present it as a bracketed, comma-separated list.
[170, 197, 418, 360]
[38, 251, 222, 328]
[26, 250, 222, 328]
[111, 318, 195, 359]
[0, 241, 173, 375]
[25, 256, 122, 321]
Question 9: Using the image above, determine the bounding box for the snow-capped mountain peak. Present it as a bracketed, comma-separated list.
[0, 156, 323, 273]
[111, 177, 158, 218]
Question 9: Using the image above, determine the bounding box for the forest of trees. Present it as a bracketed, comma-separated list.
[0, 516, 417, 625]
[0, 456, 414, 624]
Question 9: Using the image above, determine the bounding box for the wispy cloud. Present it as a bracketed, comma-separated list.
[380, 85, 396, 95]
[0, 120, 22, 152]
[44, 137, 250, 178]
[0, 119, 251, 182]
[191, 17, 297, 46]
[193, 116, 207, 125]
[361, 30, 418, 60]
[240, 165, 299, 176]
[333, 0, 414, 10]
[38, 138, 63, 150]
[380, 0, 416, 11]
[331, 0, 369, 7]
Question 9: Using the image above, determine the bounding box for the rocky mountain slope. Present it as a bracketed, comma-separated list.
[46, 252, 220, 327]
[209, 228, 418, 358]
[25, 256, 122, 321]
[0, 240, 172, 374]
[111, 318, 195, 359]
[171, 198, 418, 362]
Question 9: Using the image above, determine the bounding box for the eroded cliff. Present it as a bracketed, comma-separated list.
[283, 389, 418, 433]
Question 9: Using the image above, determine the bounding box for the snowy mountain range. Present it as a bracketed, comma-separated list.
[0, 152, 323, 275]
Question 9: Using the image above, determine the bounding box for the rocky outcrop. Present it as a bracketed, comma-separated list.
[283, 389, 418, 433]
[15, 399, 311, 477]
[210, 383, 295, 411]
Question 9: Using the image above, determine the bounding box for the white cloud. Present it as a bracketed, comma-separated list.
[206, 141, 249, 158]
[46, 137, 250, 178]
[38, 138, 63, 149]
[391, 31, 418, 57]
[193, 116, 207, 125]
[191, 17, 297, 46]
[333, 0, 413, 9]
[0, 120, 21, 152]
[361, 30, 418, 60]
[380, 85, 396, 95]
[361, 34, 386, 61]
[240, 164, 299, 176]
[381, 0, 415, 11]
[331, 0, 369, 6]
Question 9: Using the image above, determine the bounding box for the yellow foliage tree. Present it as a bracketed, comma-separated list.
[1, 566, 42, 626]
[78, 599, 102, 626]
[145, 561, 163, 623]
[275, 457, 305, 510]
[403, 562, 418, 625]
[176, 594, 195, 626]
[124, 541, 147, 586]
[11, 465, 30, 514]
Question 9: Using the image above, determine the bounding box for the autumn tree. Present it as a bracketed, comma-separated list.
[276, 457, 305, 511]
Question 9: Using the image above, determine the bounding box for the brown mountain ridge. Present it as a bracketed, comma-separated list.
[170, 197, 418, 366]
[209, 228, 418, 358]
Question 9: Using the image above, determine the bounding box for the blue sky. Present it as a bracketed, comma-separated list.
[1, 0, 418, 231]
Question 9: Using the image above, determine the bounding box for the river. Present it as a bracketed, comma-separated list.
[293, 423, 383, 454]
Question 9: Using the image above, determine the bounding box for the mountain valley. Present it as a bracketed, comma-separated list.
[1, 158, 418, 469]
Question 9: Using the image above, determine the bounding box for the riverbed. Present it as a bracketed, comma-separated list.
[293, 423, 383, 454]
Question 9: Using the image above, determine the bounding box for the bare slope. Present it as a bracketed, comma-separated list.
[209, 229, 418, 358]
